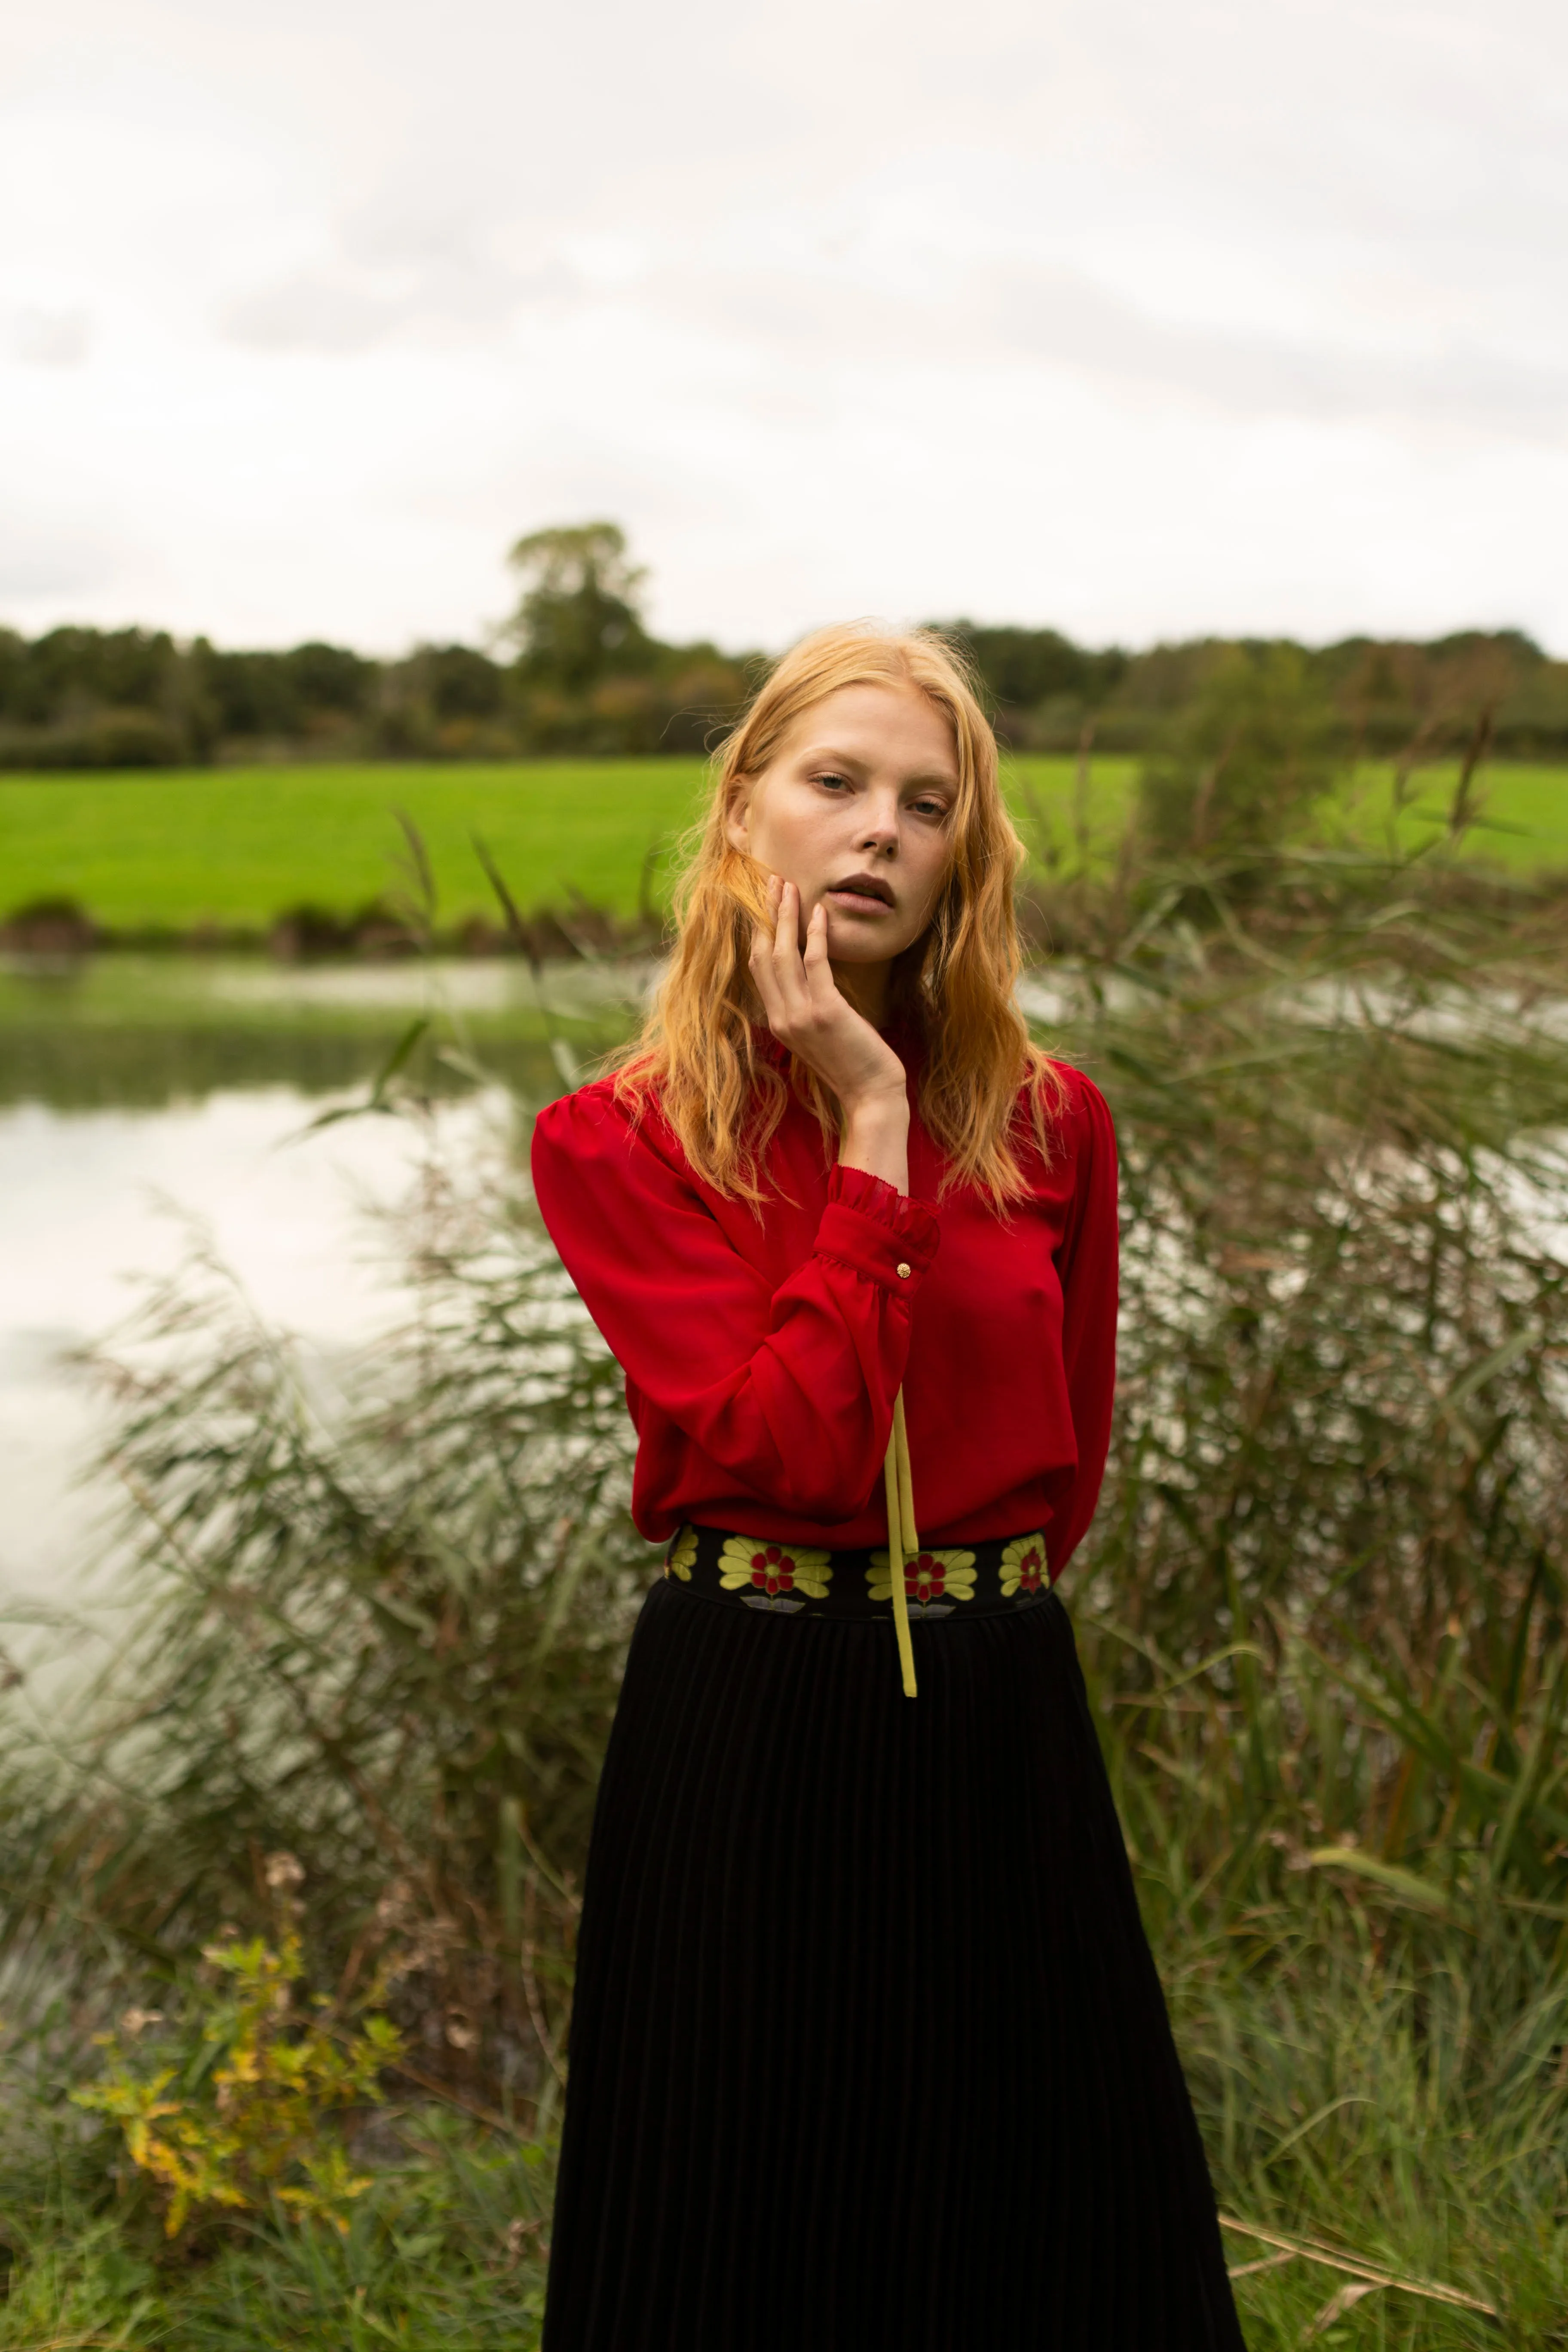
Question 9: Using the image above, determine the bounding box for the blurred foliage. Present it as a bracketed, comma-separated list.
[8, 521, 1568, 775]
[940, 616, 1568, 771]
[1052, 864, 1568, 1922]
[1137, 643, 1342, 857]
[928, 619, 1130, 737]
[0, 523, 759, 768]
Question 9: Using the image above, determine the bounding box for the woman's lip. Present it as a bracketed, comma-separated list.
[825, 886, 895, 911]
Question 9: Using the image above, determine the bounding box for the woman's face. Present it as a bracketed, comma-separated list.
[725, 683, 959, 968]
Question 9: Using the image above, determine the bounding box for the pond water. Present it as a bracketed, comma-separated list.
[0, 953, 649, 1663]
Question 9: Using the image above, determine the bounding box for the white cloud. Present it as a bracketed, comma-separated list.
[8, 307, 92, 366]
[0, 496, 124, 601]
[1, 0, 1567, 650]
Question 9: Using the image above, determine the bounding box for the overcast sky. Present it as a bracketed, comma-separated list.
[4, 0, 1567, 654]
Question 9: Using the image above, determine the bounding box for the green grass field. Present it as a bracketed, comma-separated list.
[0, 761, 714, 933]
[1, 756, 1565, 934]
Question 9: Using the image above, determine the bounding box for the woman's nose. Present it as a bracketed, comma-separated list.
[857, 794, 901, 856]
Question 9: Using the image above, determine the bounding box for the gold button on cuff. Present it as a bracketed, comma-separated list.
[896, 1262, 912, 1279]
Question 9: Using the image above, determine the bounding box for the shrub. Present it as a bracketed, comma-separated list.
[73, 1923, 403, 2238]
[1138, 644, 1341, 857]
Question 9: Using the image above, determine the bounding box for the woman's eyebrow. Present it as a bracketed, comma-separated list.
[795, 742, 871, 772]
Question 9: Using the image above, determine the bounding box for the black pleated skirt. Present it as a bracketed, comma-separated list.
[542, 1560, 1246, 2351]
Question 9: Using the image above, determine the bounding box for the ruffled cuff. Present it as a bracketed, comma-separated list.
[814, 1163, 940, 1292]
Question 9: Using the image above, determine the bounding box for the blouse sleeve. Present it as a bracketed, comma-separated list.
[530, 1084, 941, 1523]
[1046, 1074, 1121, 1574]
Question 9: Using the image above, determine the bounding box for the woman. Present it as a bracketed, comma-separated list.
[530, 625, 1244, 2351]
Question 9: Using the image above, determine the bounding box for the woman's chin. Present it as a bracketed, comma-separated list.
[823, 913, 906, 964]
[826, 937, 898, 968]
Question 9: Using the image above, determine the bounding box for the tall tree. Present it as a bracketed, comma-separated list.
[502, 521, 653, 689]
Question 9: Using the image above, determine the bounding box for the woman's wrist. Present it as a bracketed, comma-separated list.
[839, 1087, 911, 1195]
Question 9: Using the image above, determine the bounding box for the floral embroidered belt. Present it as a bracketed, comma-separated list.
[663, 1522, 1054, 1623]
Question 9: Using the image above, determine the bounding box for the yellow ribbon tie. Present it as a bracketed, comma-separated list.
[882, 1387, 919, 1698]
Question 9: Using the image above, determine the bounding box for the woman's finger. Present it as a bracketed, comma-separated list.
[771, 882, 812, 1019]
[801, 900, 834, 1005]
[750, 884, 787, 1017]
[772, 879, 800, 963]
[750, 925, 785, 1024]
[752, 874, 783, 966]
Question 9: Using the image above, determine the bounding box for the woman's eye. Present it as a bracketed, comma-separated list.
[815, 771, 851, 792]
[911, 797, 949, 821]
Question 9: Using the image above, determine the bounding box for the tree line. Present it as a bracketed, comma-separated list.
[2, 519, 1564, 769]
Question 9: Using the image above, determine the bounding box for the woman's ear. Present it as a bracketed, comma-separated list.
[723, 778, 754, 854]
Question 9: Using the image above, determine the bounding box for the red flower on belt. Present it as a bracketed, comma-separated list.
[719, 1537, 831, 1600]
[867, 1548, 977, 1606]
[1000, 1534, 1049, 1597]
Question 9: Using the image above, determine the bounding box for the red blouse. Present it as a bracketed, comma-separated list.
[529, 1054, 1119, 1573]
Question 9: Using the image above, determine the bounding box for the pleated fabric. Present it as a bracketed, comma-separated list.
[542, 1577, 1246, 2352]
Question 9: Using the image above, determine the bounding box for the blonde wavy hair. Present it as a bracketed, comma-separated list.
[615, 622, 1061, 1205]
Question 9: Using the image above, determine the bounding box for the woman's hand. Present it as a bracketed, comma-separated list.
[749, 877, 910, 1192]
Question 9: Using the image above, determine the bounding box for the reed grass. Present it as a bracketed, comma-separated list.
[2, 831, 1567, 2343]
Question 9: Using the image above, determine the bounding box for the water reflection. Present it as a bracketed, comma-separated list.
[0, 952, 651, 1109]
[0, 1088, 520, 1628]
[0, 955, 649, 1641]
